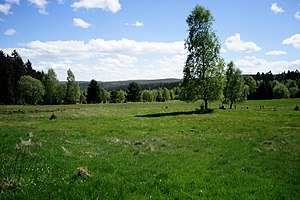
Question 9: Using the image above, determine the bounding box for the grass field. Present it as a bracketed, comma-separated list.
[0, 99, 299, 199]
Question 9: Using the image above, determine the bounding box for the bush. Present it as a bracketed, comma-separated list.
[289, 87, 299, 98]
[273, 83, 290, 99]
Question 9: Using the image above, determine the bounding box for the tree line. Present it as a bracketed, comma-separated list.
[0, 49, 299, 106]
[85, 80, 180, 103]
[77, 79, 180, 91]
[0, 50, 179, 105]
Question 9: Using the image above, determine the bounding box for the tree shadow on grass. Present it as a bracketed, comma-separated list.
[135, 109, 213, 118]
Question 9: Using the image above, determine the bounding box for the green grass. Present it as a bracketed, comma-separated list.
[0, 99, 299, 199]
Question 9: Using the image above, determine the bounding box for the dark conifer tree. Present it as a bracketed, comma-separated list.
[126, 82, 141, 102]
[86, 79, 101, 103]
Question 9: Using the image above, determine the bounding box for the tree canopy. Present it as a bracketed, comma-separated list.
[126, 82, 141, 102]
[43, 68, 60, 104]
[65, 69, 81, 104]
[18, 75, 45, 105]
[86, 79, 101, 103]
[181, 5, 224, 109]
[224, 61, 245, 109]
[0, 50, 44, 104]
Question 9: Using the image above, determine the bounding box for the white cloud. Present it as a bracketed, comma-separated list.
[22, 40, 93, 59]
[0, 3, 12, 15]
[36, 60, 90, 80]
[73, 18, 92, 29]
[4, 28, 16, 36]
[225, 33, 261, 53]
[125, 21, 143, 27]
[234, 56, 300, 74]
[282, 34, 300, 49]
[3, 38, 186, 81]
[144, 55, 186, 79]
[71, 0, 121, 13]
[94, 54, 139, 80]
[0, 18, 5, 22]
[93, 54, 185, 81]
[28, 0, 49, 15]
[5, 0, 20, 5]
[295, 12, 300, 20]
[97, 54, 138, 70]
[271, 3, 284, 14]
[265, 50, 287, 56]
[220, 47, 227, 53]
[33, 54, 185, 81]
[10, 38, 184, 61]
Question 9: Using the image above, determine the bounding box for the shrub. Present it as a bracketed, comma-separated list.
[273, 83, 290, 99]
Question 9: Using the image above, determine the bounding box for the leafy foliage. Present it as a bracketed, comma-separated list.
[43, 69, 61, 104]
[18, 75, 45, 105]
[110, 90, 126, 103]
[162, 88, 171, 101]
[1, 50, 299, 106]
[273, 83, 290, 99]
[224, 61, 245, 109]
[142, 90, 154, 102]
[182, 5, 224, 109]
[99, 89, 110, 103]
[65, 69, 81, 104]
[0, 50, 43, 104]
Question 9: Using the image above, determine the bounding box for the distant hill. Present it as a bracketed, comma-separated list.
[61, 78, 181, 91]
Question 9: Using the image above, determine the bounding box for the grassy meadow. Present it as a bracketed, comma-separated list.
[0, 99, 299, 199]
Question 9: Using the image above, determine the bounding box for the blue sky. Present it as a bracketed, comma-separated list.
[1, 0, 299, 81]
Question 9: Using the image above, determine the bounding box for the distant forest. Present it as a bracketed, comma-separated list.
[74, 79, 181, 91]
[0, 50, 299, 105]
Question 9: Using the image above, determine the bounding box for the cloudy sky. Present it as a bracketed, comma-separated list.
[1, 0, 299, 81]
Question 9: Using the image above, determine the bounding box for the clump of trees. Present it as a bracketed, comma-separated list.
[244, 71, 300, 100]
[180, 5, 300, 109]
[0, 50, 81, 105]
[1, 38, 299, 106]
[0, 50, 44, 104]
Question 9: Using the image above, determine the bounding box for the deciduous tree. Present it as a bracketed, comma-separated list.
[142, 90, 153, 102]
[43, 68, 60, 104]
[65, 69, 81, 104]
[246, 76, 257, 99]
[162, 88, 170, 101]
[18, 75, 45, 105]
[273, 83, 290, 99]
[181, 5, 224, 109]
[224, 61, 245, 109]
[100, 89, 110, 103]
